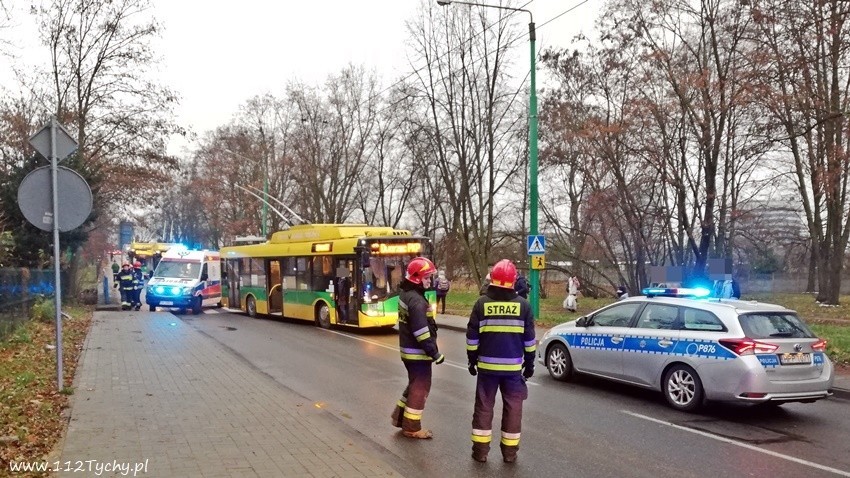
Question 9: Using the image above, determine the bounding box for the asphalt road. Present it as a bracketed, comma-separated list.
[184, 309, 850, 478]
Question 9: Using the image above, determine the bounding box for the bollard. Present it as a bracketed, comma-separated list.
[102, 275, 110, 304]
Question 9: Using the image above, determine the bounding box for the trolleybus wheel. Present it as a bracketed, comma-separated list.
[246, 296, 257, 318]
[316, 302, 331, 329]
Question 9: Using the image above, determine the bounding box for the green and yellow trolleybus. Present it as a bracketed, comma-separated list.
[219, 224, 434, 329]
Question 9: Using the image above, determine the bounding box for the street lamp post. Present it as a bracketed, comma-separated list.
[437, 0, 540, 319]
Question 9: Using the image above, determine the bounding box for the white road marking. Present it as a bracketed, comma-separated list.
[622, 410, 850, 476]
[320, 328, 539, 386]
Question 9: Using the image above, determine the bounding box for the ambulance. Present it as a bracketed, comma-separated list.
[145, 249, 221, 314]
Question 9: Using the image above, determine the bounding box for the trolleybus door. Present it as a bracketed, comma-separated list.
[268, 259, 283, 315]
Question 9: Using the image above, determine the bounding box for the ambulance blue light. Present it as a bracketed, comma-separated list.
[171, 287, 181, 295]
[155, 286, 165, 294]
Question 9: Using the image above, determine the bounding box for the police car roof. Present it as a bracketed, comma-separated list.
[632, 295, 793, 314]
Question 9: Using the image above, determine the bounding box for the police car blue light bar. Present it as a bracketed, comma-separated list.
[642, 287, 712, 298]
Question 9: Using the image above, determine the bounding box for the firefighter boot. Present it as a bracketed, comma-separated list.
[402, 429, 433, 439]
[390, 404, 403, 428]
[471, 443, 489, 463]
[501, 443, 519, 463]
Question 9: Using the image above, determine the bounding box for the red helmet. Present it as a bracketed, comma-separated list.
[122, 262, 131, 268]
[490, 259, 517, 289]
[406, 257, 437, 284]
[133, 261, 142, 268]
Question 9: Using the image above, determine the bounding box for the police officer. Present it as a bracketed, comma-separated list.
[391, 257, 445, 439]
[466, 259, 536, 463]
[114, 263, 135, 310]
[132, 261, 144, 311]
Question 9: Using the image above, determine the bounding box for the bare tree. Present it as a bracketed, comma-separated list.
[749, 0, 850, 303]
[37, 0, 180, 204]
[405, 1, 526, 282]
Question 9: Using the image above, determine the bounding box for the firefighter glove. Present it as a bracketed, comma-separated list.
[468, 364, 477, 376]
[522, 366, 534, 379]
[433, 354, 445, 365]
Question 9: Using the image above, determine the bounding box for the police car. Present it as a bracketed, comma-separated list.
[537, 287, 834, 411]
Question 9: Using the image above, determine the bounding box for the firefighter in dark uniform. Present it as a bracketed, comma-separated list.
[132, 261, 144, 311]
[390, 257, 445, 439]
[466, 259, 536, 463]
[114, 263, 135, 310]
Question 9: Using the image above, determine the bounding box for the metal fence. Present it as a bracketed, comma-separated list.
[0, 268, 67, 340]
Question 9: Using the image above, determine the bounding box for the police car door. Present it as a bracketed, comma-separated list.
[572, 302, 642, 379]
[622, 303, 681, 387]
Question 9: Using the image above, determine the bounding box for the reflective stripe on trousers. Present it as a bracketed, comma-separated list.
[396, 360, 432, 432]
[471, 373, 528, 457]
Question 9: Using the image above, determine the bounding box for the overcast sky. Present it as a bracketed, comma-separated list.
[1, 0, 596, 156]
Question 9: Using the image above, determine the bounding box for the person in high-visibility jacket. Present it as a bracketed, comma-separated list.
[113, 263, 135, 310]
[391, 256, 445, 439]
[132, 261, 144, 311]
[466, 259, 536, 463]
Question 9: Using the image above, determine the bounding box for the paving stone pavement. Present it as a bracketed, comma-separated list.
[57, 311, 404, 477]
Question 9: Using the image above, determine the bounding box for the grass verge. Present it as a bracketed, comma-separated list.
[0, 303, 93, 477]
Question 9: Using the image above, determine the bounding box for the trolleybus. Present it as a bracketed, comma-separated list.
[219, 224, 434, 329]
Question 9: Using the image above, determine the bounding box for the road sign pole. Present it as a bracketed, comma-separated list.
[50, 117, 63, 391]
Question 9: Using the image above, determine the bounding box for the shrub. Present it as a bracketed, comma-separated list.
[29, 295, 55, 323]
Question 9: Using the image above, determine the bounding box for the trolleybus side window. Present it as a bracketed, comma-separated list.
[282, 257, 296, 290]
[312, 256, 333, 291]
[250, 258, 266, 287]
[296, 257, 309, 290]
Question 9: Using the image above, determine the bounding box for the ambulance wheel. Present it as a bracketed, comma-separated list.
[149, 305, 156, 312]
[546, 342, 575, 382]
[246, 296, 257, 318]
[192, 296, 202, 315]
[316, 303, 331, 329]
[663, 364, 704, 412]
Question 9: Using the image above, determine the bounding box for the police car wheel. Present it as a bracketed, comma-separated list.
[546, 342, 575, 382]
[316, 303, 331, 329]
[246, 296, 257, 318]
[663, 364, 704, 412]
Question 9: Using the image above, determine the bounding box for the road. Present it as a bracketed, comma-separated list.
[184, 308, 850, 478]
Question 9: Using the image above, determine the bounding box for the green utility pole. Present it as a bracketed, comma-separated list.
[528, 21, 540, 320]
[262, 178, 268, 237]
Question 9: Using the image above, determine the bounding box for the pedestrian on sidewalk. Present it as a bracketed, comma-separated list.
[435, 270, 451, 314]
[466, 259, 536, 463]
[391, 257, 445, 439]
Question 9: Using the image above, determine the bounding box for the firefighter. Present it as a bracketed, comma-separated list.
[113, 263, 135, 310]
[390, 257, 445, 439]
[132, 261, 145, 311]
[466, 259, 536, 463]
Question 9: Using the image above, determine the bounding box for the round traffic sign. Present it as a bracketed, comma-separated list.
[17, 165, 93, 232]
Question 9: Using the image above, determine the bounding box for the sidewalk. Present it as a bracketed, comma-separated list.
[56, 311, 403, 477]
[435, 313, 850, 401]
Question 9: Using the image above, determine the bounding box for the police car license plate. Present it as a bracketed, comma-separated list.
[779, 353, 811, 365]
[160, 301, 173, 306]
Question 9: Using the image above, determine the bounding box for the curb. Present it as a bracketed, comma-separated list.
[832, 387, 850, 401]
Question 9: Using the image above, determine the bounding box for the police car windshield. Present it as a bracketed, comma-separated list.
[738, 313, 815, 339]
[154, 261, 201, 280]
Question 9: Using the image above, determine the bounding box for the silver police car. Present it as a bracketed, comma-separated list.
[537, 287, 834, 411]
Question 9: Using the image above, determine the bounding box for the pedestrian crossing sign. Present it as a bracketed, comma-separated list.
[531, 255, 546, 270]
[527, 235, 545, 255]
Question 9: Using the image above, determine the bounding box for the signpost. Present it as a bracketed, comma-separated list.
[20, 117, 86, 390]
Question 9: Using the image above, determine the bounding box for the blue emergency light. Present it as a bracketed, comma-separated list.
[642, 287, 711, 298]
